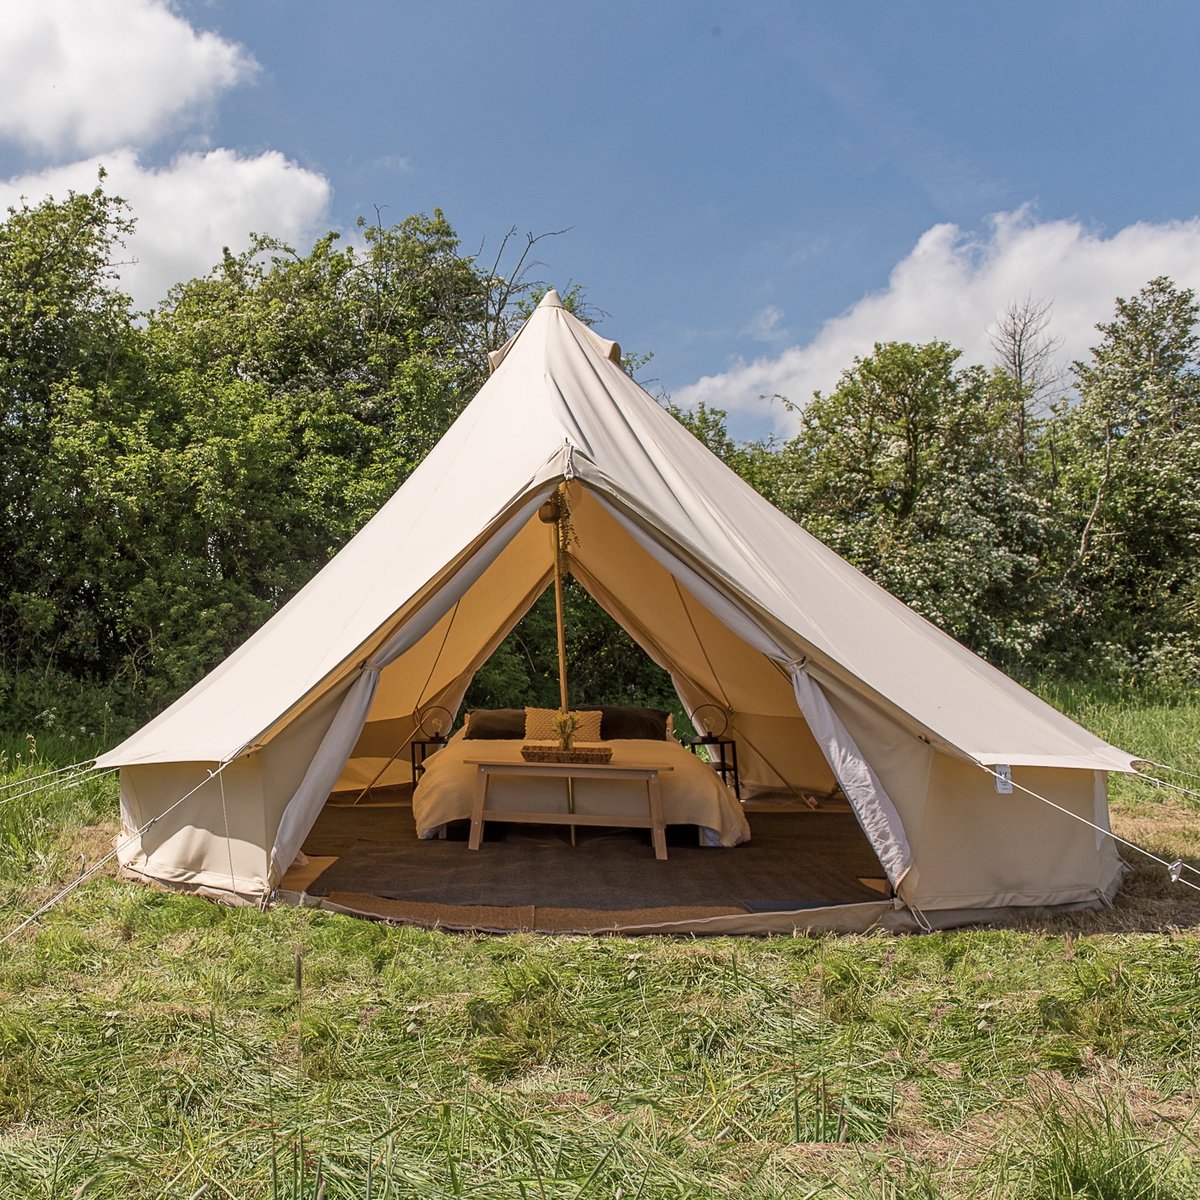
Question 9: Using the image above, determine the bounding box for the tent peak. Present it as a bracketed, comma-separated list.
[538, 289, 564, 309]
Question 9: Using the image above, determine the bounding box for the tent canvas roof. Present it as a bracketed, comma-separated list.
[98, 291, 1134, 775]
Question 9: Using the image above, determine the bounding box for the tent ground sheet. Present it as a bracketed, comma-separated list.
[299, 802, 885, 913]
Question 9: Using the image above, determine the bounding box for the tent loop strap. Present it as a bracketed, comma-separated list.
[906, 903, 934, 933]
[973, 761, 1200, 893]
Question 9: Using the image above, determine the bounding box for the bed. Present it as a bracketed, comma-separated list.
[413, 706, 751, 848]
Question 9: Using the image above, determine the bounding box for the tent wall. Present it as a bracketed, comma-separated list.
[119, 758, 267, 896]
[907, 760, 1121, 911]
[809, 674, 1121, 912]
[119, 677, 357, 896]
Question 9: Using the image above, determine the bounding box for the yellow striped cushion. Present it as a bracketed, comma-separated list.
[524, 707, 603, 742]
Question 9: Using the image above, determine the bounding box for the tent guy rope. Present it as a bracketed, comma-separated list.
[1131, 769, 1200, 806]
[0, 757, 97, 793]
[0, 762, 234, 947]
[1138, 758, 1200, 786]
[0, 764, 111, 810]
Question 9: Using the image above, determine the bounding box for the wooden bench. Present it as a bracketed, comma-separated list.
[463, 758, 673, 860]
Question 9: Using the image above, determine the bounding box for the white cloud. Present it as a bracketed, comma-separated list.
[0, 1, 334, 308]
[744, 304, 787, 342]
[0, 148, 332, 308]
[0, 0, 254, 156]
[677, 209, 1200, 435]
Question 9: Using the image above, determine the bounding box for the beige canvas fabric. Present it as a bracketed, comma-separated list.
[101, 291, 1133, 922]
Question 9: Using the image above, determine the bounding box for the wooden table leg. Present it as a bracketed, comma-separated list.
[468, 767, 488, 850]
[647, 772, 667, 861]
[566, 776, 576, 846]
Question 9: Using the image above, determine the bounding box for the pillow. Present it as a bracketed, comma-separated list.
[597, 706, 670, 741]
[524, 706, 603, 742]
[463, 708, 526, 740]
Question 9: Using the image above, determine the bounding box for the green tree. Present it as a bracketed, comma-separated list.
[149, 211, 493, 549]
[770, 341, 1056, 660]
[1, 196, 507, 726]
[0, 183, 147, 695]
[1052, 277, 1200, 683]
[465, 578, 677, 714]
[109, 212, 499, 703]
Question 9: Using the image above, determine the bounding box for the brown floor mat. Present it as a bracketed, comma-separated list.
[300, 805, 886, 913]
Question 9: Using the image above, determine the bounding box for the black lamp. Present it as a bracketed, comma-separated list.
[417, 705, 453, 742]
[692, 704, 729, 742]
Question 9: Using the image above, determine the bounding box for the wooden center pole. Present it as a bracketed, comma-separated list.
[552, 491, 574, 843]
[553, 501, 569, 713]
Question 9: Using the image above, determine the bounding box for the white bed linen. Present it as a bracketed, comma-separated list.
[413, 733, 751, 846]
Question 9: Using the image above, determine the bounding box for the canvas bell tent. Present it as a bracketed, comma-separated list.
[97, 290, 1134, 932]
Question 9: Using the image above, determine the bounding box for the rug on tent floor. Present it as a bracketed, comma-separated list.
[299, 806, 885, 913]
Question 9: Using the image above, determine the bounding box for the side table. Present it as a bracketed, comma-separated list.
[683, 735, 740, 799]
[411, 736, 448, 785]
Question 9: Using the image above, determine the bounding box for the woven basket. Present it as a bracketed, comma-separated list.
[520, 745, 613, 764]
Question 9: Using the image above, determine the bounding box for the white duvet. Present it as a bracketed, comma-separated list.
[413, 732, 751, 847]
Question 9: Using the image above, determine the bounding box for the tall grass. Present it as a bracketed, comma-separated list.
[0, 735, 114, 906]
[0, 694, 1198, 1195]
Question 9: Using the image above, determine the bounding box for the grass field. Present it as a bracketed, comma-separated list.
[0, 694, 1198, 1198]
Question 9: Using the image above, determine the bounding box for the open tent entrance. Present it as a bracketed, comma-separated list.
[281, 483, 894, 930]
[331, 485, 851, 799]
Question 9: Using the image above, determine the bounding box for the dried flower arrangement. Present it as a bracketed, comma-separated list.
[552, 709, 578, 750]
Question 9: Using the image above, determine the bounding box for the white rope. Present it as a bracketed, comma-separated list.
[1138, 758, 1200, 786]
[1129, 767, 1200, 879]
[906, 904, 933, 933]
[1132, 770, 1200, 805]
[975, 762, 1200, 894]
[0, 758, 97, 794]
[0, 765, 112, 810]
[0, 761, 233, 947]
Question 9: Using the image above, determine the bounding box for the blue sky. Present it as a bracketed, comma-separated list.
[3, 1, 1200, 437]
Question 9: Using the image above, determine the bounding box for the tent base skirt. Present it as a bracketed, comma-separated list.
[277, 888, 898, 933]
[272, 888, 1117, 935]
[118, 867, 1119, 934]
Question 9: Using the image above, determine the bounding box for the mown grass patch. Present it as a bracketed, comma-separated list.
[1, 695, 1198, 1196]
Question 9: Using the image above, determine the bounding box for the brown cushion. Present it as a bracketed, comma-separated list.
[463, 709, 526, 739]
[597, 706, 670, 740]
